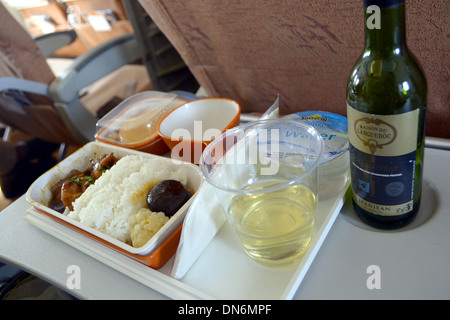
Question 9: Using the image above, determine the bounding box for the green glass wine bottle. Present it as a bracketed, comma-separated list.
[346, 0, 427, 229]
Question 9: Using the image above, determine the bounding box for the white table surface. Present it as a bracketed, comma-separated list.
[1, 146, 449, 300]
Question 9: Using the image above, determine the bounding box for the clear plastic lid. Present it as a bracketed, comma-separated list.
[95, 91, 186, 147]
[283, 111, 348, 164]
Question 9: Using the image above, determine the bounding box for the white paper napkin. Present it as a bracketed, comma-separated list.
[171, 182, 226, 278]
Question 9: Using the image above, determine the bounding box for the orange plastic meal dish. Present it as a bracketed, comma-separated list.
[95, 103, 169, 155]
[96, 130, 169, 155]
[95, 93, 186, 155]
[34, 207, 182, 269]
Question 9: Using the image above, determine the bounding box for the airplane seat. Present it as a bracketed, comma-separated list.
[0, 2, 149, 198]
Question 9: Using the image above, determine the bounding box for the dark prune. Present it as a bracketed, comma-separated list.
[147, 180, 192, 217]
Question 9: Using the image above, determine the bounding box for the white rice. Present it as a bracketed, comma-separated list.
[67, 155, 188, 244]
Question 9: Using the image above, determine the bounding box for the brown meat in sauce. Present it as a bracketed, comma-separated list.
[49, 153, 118, 212]
[89, 152, 117, 179]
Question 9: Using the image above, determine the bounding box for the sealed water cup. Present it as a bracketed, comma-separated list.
[284, 111, 349, 199]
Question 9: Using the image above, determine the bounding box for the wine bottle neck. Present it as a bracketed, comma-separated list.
[364, 0, 406, 56]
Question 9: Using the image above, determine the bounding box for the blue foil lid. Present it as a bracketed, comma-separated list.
[283, 111, 349, 163]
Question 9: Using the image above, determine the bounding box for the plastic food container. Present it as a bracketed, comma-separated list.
[26, 142, 203, 268]
[95, 91, 186, 155]
[283, 111, 350, 199]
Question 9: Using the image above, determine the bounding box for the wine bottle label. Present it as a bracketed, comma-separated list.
[347, 105, 419, 216]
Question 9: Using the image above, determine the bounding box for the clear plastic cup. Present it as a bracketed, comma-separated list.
[200, 119, 324, 265]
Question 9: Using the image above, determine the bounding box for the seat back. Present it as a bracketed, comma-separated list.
[0, 3, 80, 145]
[139, 0, 449, 139]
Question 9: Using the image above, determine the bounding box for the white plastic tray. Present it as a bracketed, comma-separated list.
[25, 177, 350, 300]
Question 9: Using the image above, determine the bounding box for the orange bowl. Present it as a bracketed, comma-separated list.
[158, 98, 241, 164]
